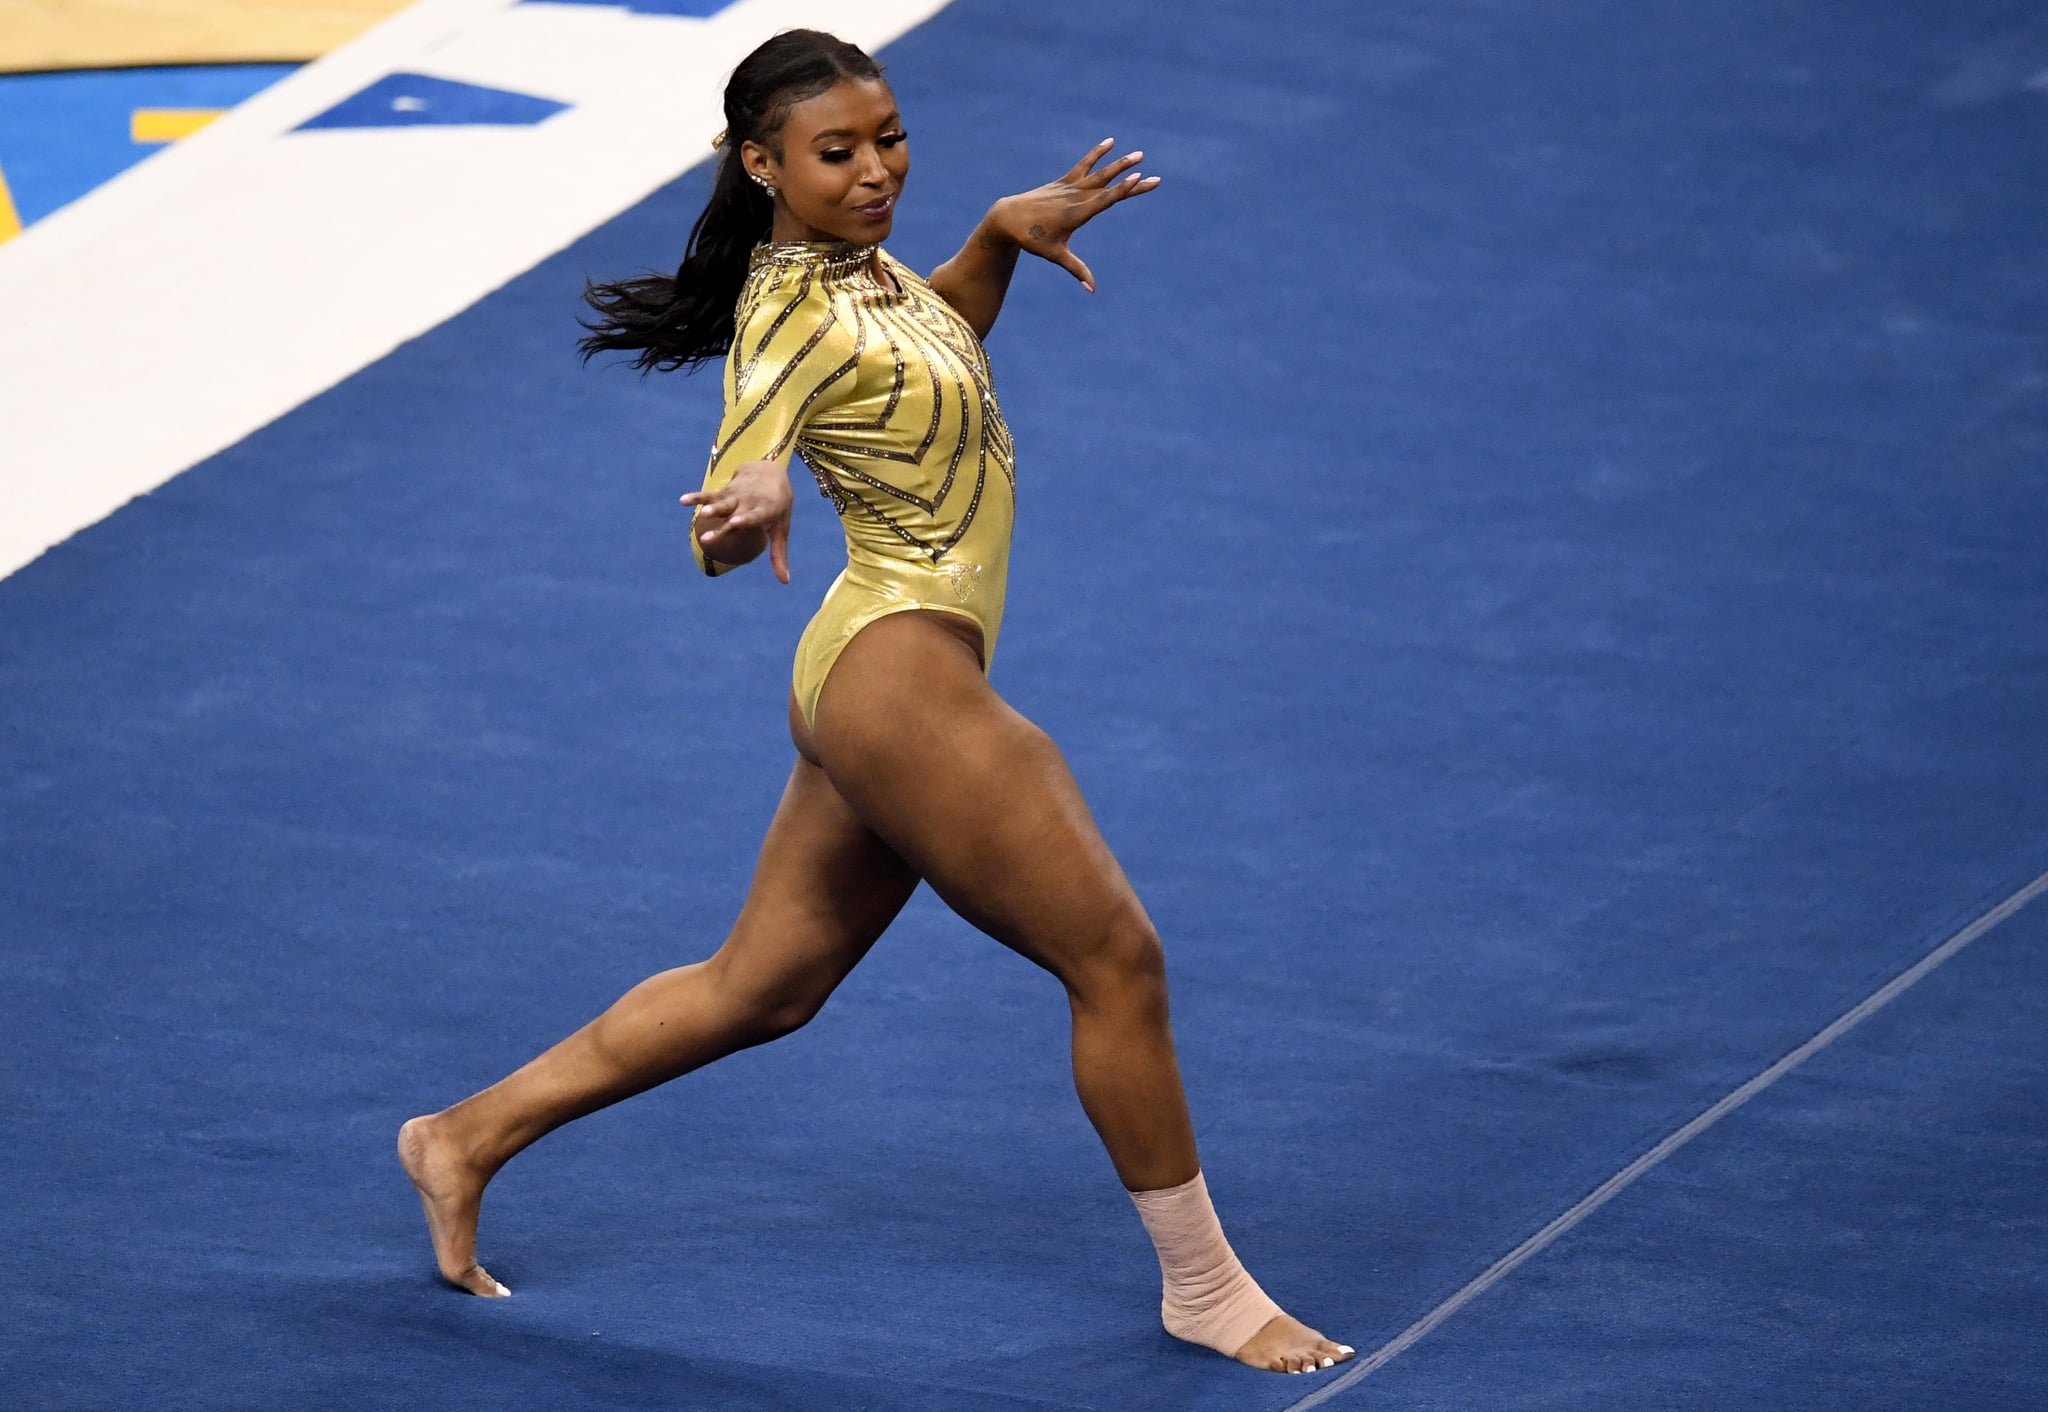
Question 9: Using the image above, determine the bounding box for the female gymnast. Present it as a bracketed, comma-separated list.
[399, 28, 1353, 1376]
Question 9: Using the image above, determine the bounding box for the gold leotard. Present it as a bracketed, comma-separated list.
[691, 239, 1017, 729]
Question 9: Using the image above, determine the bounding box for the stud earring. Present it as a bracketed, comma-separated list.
[750, 173, 776, 200]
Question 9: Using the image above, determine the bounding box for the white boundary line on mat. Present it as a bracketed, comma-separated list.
[1282, 864, 2048, 1411]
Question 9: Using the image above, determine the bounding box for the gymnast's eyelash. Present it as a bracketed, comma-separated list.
[820, 133, 907, 163]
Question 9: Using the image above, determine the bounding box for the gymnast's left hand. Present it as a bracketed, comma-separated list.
[991, 138, 1161, 293]
[682, 458, 794, 583]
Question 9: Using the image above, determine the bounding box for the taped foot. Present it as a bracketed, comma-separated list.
[1230, 1314, 1355, 1375]
[1129, 1170, 1352, 1373]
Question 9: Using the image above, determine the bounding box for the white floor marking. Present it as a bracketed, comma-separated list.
[0, 0, 956, 581]
[1282, 864, 2048, 1411]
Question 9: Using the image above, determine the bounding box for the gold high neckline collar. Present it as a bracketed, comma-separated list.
[750, 239, 876, 278]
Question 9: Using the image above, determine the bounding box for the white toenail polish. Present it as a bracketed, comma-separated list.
[1321, 1357, 1334, 1367]
[493, 1281, 509, 1296]
[1338, 1345, 1355, 1355]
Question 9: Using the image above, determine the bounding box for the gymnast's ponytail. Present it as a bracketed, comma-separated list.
[577, 29, 884, 374]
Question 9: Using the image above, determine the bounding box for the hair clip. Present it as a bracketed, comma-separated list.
[711, 128, 728, 151]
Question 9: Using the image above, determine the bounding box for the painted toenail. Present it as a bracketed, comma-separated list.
[493, 1281, 510, 1296]
[1321, 1356, 1334, 1367]
[1338, 1345, 1355, 1355]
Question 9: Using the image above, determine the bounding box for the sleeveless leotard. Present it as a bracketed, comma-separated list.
[690, 239, 1017, 729]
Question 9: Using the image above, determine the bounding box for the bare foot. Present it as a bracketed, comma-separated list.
[397, 1115, 509, 1297]
[1233, 1314, 1355, 1375]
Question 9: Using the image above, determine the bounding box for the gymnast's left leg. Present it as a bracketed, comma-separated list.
[808, 611, 1355, 1374]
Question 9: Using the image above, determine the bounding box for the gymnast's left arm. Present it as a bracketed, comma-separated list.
[926, 139, 1162, 340]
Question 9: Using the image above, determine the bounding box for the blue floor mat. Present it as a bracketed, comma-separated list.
[0, 64, 292, 226]
[1350, 886, 2048, 1411]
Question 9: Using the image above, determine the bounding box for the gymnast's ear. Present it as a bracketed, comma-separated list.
[739, 138, 779, 187]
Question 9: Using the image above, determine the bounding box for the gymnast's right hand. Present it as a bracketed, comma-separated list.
[682, 458, 794, 583]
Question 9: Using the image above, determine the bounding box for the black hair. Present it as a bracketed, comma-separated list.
[576, 29, 885, 374]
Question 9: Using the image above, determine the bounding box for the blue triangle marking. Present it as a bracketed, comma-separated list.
[516, 1, 737, 16]
[295, 73, 570, 131]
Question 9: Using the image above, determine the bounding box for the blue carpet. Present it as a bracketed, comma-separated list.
[1352, 889, 2048, 1411]
[0, 64, 293, 225]
[3, 1, 2045, 1409]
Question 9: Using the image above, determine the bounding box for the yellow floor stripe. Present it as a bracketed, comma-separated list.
[0, 160, 21, 244]
[131, 109, 226, 143]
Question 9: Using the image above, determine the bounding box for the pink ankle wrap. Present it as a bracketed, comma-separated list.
[1128, 1170, 1283, 1358]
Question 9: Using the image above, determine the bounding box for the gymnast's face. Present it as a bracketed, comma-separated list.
[745, 77, 908, 246]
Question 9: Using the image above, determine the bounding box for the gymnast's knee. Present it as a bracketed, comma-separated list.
[705, 954, 835, 1046]
[1068, 907, 1170, 1017]
[740, 982, 833, 1044]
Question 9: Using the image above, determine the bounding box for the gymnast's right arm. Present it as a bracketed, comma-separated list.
[681, 276, 857, 585]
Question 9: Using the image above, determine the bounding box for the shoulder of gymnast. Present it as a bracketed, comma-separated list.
[727, 268, 860, 377]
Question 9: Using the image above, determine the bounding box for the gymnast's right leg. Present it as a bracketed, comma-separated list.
[398, 754, 918, 1296]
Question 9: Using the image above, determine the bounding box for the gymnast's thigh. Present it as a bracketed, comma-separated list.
[713, 753, 920, 1008]
[807, 611, 1153, 979]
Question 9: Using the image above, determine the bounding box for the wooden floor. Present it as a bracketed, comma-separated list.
[1, 0, 417, 73]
